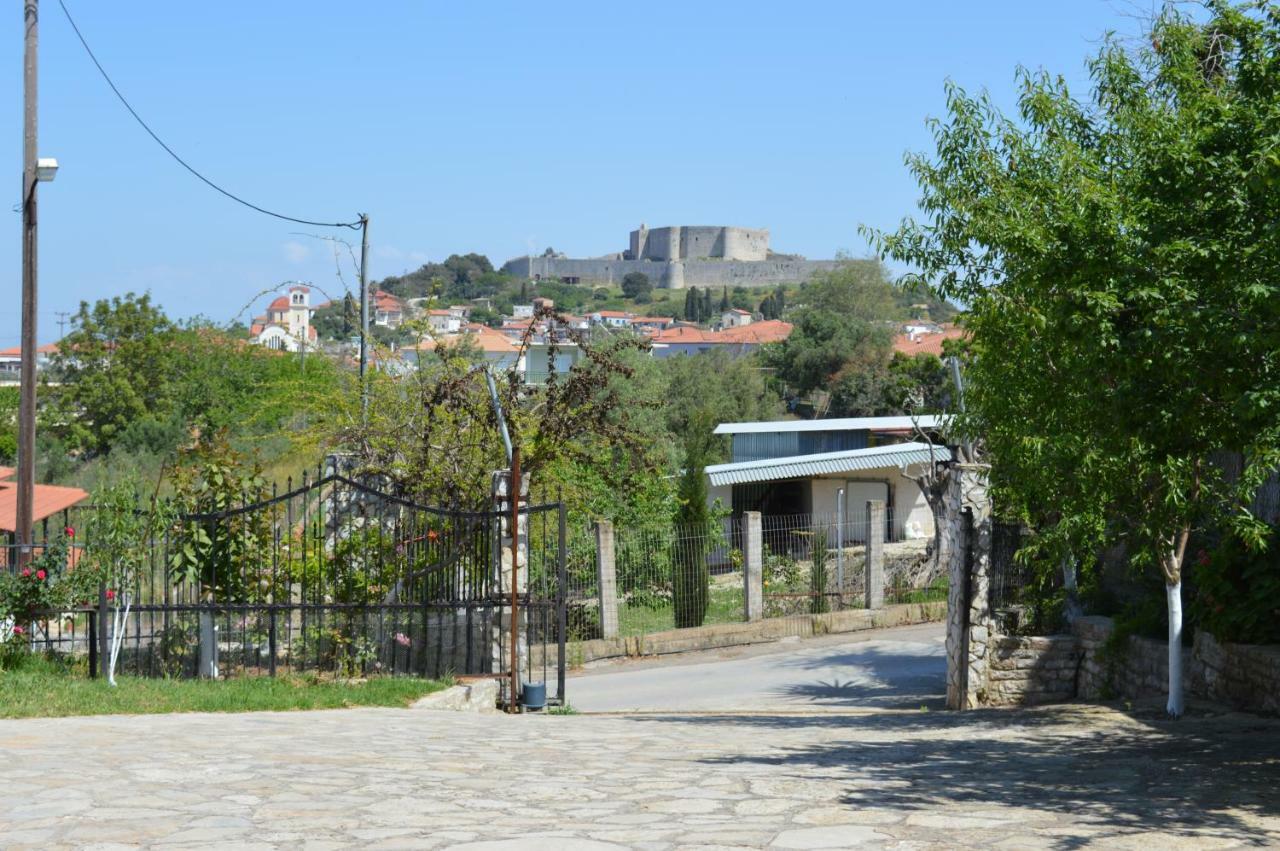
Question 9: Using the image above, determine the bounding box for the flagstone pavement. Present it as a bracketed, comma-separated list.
[2, 701, 1278, 849]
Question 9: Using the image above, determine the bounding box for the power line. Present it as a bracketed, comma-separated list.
[56, 0, 362, 231]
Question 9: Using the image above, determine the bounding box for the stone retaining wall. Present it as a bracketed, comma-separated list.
[1192, 630, 1280, 714]
[973, 615, 1280, 713]
[984, 635, 1078, 706]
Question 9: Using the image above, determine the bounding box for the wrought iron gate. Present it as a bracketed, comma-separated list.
[32, 471, 569, 704]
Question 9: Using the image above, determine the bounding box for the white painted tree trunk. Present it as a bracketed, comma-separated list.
[1166, 580, 1184, 718]
[1061, 554, 1082, 624]
[107, 591, 131, 688]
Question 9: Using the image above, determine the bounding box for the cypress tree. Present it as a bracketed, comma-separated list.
[719, 286, 730, 312]
[672, 413, 713, 629]
[702, 288, 712, 319]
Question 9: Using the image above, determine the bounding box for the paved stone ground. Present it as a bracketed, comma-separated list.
[2, 700, 1279, 849]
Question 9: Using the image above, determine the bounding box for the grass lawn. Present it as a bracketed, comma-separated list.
[0, 655, 448, 719]
[618, 585, 744, 636]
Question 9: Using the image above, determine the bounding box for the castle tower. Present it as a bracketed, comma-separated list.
[663, 260, 685, 290]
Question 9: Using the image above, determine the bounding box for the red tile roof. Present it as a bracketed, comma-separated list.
[0, 479, 89, 532]
[0, 343, 59, 358]
[892, 324, 966, 358]
[653, 325, 716, 344]
[714, 320, 793, 345]
[267, 296, 290, 312]
[652, 320, 793, 347]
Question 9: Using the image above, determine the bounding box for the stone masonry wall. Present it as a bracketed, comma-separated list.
[1191, 630, 1280, 714]
[984, 635, 1079, 706]
[974, 614, 1280, 713]
[501, 255, 841, 289]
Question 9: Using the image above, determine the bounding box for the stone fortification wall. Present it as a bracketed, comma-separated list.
[501, 255, 838, 289]
[629, 226, 770, 262]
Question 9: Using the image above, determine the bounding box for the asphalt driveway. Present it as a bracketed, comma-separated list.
[567, 621, 947, 713]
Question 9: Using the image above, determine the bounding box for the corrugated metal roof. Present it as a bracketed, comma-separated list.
[713, 415, 944, 435]
[705, 442, 951, 487]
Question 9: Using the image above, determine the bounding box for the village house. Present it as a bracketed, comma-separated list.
[373, 290, 407, 328]
[425, 309, 462, 334]
[705, 415, 947, 542]
[893, 322, 965, 358]
[719, 308, 754, 329]
[651, 319, 792, 358]
[0, 343, 58, 383]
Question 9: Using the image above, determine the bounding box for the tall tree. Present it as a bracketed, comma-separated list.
[871, 1, 1280, 716]
[49, 294, 176, 455]
[672, 411, 714, 628]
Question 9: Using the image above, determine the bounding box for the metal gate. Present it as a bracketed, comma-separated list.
[33, 471, 569, 706]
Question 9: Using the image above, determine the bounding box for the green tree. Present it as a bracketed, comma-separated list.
[49, 293, 177, 456]
[621, 272, 652, 302]
[718, 286, 730, 313]
[764, 308, 892, 398]
[871, 1, 1280, 716]
[672, 413, 714, 628]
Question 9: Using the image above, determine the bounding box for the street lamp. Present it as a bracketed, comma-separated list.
[36, 157, 57, 182]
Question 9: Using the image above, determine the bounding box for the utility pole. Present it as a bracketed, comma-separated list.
[17, 0, 39, 565]
[358, 213, 369, 421]
[54, 310, 68, 340]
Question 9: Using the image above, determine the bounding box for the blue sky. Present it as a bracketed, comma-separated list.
[0, 1, 1154, 345]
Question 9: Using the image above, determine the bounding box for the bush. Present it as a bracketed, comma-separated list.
[1193, 528, 1280, 645]
[621, 272, 652, 301]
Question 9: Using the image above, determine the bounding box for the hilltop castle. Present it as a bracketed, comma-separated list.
[501, 225, 839, 290]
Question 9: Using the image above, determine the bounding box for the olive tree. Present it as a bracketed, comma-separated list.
[871, 1, 1280, 716]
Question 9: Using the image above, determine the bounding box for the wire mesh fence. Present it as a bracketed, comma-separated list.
[561, 506, 949, 644]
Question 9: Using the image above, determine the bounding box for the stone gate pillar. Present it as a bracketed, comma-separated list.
[944, 463, 993, 710]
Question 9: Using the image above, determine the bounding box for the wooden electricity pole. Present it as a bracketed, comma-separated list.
[17, 0, 39, 565]
[358, 213, 369, 421]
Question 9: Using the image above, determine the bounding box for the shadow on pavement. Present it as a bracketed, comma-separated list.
[630, 705, 1280, 848]
[769, 644, 947, 710]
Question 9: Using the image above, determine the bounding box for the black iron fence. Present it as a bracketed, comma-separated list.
[3, 473, 567, 699]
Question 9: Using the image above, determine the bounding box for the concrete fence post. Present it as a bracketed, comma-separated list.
[595, 520, 619, 640]
[865, 500, 885, 610]
[744, 511, 763, 621]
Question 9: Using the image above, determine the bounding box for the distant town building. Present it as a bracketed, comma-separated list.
[250, 285, 316, 352]
[373, 290, 406, 328]
[720, 308, 754, 329]
[893, 323, 965, 359]
[0, 343, 57, 383]
[501, 224, 841, 290]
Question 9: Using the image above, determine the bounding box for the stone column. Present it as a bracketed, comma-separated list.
[943, 463, 993, 710]
[744, 511, 763, 621]
[864, 500, 885, 610]
[595, 520, 619, 640]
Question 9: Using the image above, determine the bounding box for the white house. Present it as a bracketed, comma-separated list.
[425, 309, 462, 334]
[705, 416, 947, 541]
[720, 308, 754, 328]
[250, 285, 316, 352]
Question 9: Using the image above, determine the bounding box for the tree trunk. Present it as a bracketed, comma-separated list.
[1166, 579, 1184, 718]
[1161, 532, 1188, 719]
[1062, 554, 1082, 624]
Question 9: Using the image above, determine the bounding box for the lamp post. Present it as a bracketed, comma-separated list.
[17, 0, 56, 565]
